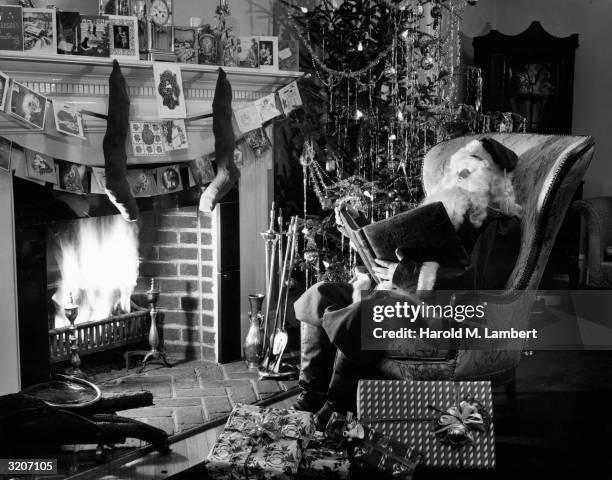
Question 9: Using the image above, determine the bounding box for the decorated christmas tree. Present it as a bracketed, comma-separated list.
[278, 0, 481, 283]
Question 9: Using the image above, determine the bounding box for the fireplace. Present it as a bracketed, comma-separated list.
[0, 55, 299, 392]
[13, 173, 239, 387]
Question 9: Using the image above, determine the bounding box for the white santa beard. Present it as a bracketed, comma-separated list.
[422, 179, 491, 230]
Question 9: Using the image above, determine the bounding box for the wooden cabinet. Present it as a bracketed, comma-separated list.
[474, 21, 578, 134]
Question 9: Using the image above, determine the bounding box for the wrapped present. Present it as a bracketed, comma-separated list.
[322, 412, 420, 480]
[299, 431, 351, 479]
[206, 403, 315, 480]
[357, 380, 495, 469]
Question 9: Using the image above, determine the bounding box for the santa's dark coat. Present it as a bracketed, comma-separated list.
[294, 211, 521, 364]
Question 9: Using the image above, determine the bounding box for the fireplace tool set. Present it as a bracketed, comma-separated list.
[243, 205, 300, 379]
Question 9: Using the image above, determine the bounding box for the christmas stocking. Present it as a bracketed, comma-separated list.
[103, 60, 138, 222]
[199, 68, 239, 212]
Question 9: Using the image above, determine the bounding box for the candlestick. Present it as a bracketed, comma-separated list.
[124, 278, 172, 372]
[64, 292, 85, 378]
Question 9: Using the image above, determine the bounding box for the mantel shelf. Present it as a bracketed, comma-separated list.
[0, 52, 304, 92]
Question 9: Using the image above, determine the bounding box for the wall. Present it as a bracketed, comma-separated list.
[173, 0, 274, 36]
[462, 0, 612, 198]
[0, 174, 20, 394]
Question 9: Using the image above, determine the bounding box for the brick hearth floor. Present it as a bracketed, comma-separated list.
[89, 359, 298, 447]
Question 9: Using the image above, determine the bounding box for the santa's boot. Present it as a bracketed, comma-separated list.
[292, 322, 336, 413]
[314, 350, 360, 431]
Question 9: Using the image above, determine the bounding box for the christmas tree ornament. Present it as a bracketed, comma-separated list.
[431, 4, 442, 19]
[421, 56, 435, 70]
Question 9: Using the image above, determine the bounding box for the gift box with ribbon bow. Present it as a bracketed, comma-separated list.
[205, 404, 315, 480]
[356, 380, 495, 469]
[298, 431, 351, 479]
[321, 411, 421, 480]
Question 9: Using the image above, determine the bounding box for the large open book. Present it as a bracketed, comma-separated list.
[338, 202, 470, 283]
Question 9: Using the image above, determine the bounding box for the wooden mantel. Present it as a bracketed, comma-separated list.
[0, 51, 302, 94]
[0, 52, 303, 164]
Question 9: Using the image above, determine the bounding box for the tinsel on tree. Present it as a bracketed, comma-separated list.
[277, 0, 520, 284]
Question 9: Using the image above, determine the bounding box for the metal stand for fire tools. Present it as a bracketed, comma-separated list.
[124, 279, 172, 372]
[258, 212, 298, 381]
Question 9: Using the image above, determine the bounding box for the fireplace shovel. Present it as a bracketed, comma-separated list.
[270, 217, 298, 373]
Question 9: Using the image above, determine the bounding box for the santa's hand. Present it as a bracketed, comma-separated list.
[373, 258, 399, 282]
[350, 269, 372, 304]
[417, 261, 440, 291]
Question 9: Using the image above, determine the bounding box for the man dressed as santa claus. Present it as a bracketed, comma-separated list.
[292, 137, 523, 429]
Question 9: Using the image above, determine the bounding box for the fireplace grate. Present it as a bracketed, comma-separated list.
[49, 310, 150, 363]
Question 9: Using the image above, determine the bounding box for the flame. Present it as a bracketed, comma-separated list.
[53, 216, 140, 327]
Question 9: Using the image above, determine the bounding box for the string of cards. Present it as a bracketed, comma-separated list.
[0, 64, 303, 198]
[0, 132, 211, 196]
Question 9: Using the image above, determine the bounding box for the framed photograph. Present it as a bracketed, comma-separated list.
[56, 11, 81, 55]
[130, 121, 165, 156]
[153, 62, 187, 119]
[53, 102, 85, 139]
[0, 137, 12, 173]
[25, 149, 57, 184]
[23, 8, 57, 56]
[0, 72, 9, 112]
[173, 26, 197, 64]
[258, 36, 278, 70]
[79, 15, 110, 57]
[161, 119, 189, 151]
[127, 169, 158, 197]
[8, 82, 48, 130]
[197, 26, 217, 65]
[157, 165, 183, 194]
[236, 36, 259, 68]
[0, 5, 24, 51]
[107, 15, 139, 60]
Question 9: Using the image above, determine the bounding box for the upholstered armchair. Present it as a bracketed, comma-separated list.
[573, 197, 612, 288]
[378, 133, 595, 392]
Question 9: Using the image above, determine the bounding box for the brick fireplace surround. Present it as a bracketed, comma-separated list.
[137, 208, 216, 361]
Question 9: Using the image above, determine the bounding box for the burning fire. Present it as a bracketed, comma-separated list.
[53, 216, 140, 327]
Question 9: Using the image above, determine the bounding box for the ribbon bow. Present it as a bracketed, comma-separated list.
[429, 398, 489, 448]
[244, 418, 281, 446]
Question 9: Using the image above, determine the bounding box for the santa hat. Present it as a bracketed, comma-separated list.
[480, 137, 519, 172]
